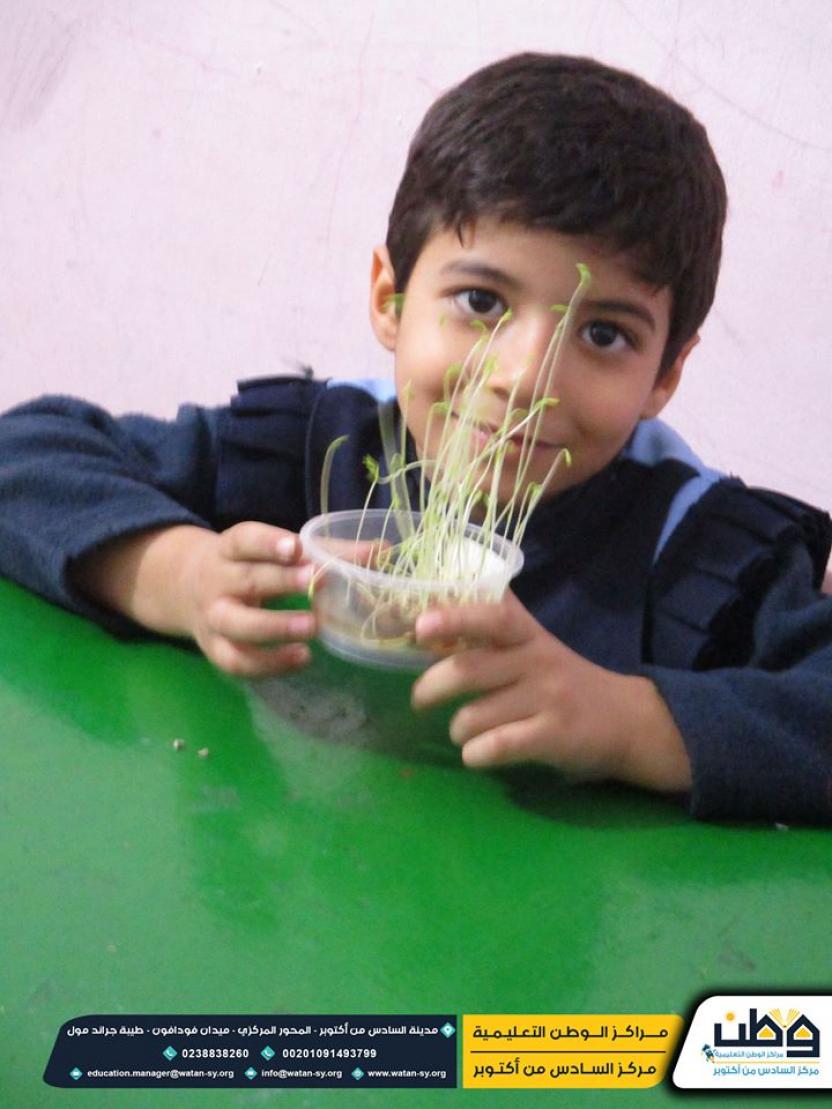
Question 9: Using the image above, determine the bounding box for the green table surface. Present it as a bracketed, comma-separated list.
[1, 579, 830, 1108]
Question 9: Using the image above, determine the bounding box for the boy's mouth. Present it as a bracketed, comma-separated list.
[472, 420, 561, 455]
[437, 411, 563, 463]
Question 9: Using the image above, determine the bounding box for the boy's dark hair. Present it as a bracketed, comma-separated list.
[386, 53, 727, 376]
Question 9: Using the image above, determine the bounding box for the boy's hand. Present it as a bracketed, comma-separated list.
[411, 590, 692, 792]
[72, 521, 383, 679]
[181, 522, 316, 677]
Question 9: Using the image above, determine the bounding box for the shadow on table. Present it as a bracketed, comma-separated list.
[247, 640, 459, 766]
[495, 764, 689, 828]
[250, 640, 691, 829]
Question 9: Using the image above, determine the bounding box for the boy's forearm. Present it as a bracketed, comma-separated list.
[608, 673, 692, 793]
[70, 525, 216, 638]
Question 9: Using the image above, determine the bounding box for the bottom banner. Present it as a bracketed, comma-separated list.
[51, 1003, 827, 1092]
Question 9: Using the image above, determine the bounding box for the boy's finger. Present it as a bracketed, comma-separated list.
[414, 595, 529, 649]
[210, 638, 312, 678]
[459, 719, 538, 769]
[303, 537, 390, 568]
[208, 599, 317, 644]
[328, 538, 389, 566]
[448, 685, 533, 745]
[411, 648, 516, 710]
[221, 522, 307, 564]
[230, 560, 314, 603]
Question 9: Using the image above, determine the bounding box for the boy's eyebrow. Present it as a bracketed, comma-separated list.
[439, 260, 524, 290]
[583, 298, 656, 333]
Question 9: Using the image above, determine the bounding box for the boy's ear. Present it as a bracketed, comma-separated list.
[639, 333, 699, 420]
[369, 245, 400, 351]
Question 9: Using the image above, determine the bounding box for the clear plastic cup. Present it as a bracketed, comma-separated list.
[299, 509, 524, 670]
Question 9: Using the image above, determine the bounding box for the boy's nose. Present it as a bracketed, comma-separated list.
[486, 319, 561, 403]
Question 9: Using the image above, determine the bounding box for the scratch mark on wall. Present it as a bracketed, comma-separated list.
[114, 1, 325, 83]
[322, 11, 376, 249]
[710, 306, 744, 350]
[614, 0, 831, 153]
[0, 9, 83, 130]
[112, 18, 241, 81]
[265, 0, 326, 47]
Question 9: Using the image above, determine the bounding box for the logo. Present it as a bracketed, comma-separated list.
[706, 1006, 820, 1060]
[674, 995, 830, 1089]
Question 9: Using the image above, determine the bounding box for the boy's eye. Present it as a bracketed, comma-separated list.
[580, 320, 632, 352]
[453, 288, 506, 320]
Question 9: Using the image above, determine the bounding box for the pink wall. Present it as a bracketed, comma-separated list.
[1, 0, 830, 508]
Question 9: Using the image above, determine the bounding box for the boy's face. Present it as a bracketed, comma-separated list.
[370, 219, 696, 504]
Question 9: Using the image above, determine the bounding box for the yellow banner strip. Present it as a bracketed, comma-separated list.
[462, 1013, 683, 1089]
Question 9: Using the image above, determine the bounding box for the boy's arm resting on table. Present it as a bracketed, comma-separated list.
[0, 397, 319, 674]
[71, 521, 317, 676]
[0, 395, 318, 674]
[69, 524, 218, 638]
[0, 394, 222, 634]
[643, 544, 832, 824]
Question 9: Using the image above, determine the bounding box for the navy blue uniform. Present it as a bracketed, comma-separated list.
[1, 376, 830, 824]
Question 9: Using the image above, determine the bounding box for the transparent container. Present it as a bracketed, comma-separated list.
[299, 509, 524, 670]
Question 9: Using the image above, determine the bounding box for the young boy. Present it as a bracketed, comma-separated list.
[1, 54, 830, 824]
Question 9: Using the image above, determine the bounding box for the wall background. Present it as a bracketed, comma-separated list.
[1, 0, 830, 507]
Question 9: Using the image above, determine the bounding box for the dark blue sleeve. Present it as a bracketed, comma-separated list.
[0, 394, 222, 633]
[645, 546, 832, 825]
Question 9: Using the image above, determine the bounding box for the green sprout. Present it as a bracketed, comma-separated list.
[320, 435, 348, 516]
